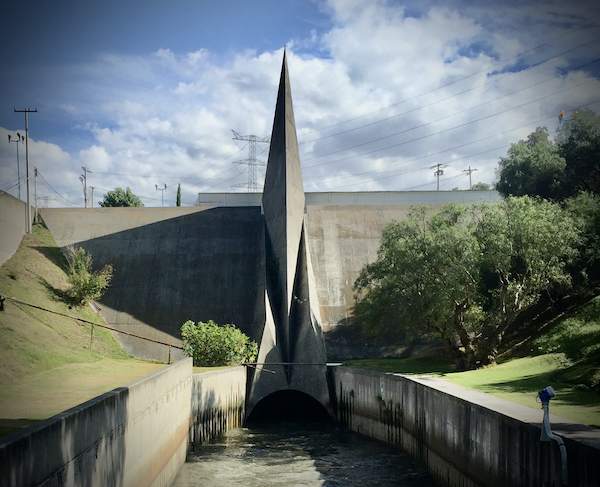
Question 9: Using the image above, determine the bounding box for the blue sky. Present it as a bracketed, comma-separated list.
[1, 0, 599, 207]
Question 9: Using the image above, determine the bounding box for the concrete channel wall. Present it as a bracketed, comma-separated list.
[333, 367, 600, 487]
[2, 363, 598, 486]
[189, 367, 247, 447]
[0, 192, 32, 268]
[0, 358, 193, 487]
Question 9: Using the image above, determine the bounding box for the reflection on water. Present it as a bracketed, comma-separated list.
[172, 424, 436, 486]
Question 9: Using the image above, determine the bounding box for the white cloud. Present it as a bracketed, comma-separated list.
[2, 0, 599, 206]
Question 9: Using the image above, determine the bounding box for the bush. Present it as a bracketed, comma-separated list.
[66, 246, 113, 305]
[181, 320, 257, 366]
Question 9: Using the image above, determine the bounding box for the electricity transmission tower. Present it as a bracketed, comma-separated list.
[232, 130, 270, 193]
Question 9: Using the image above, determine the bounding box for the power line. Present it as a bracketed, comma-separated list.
[36, 171, 81, 206]
[302, 57, 600, 166]
[298, 19, 599, 143]
[302, 78, 597, 173]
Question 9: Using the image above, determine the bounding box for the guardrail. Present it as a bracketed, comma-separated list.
[1, 295, 184, 363]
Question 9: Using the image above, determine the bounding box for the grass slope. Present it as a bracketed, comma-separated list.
[0, 224, 165, 437]
[345, 297, 600, 427]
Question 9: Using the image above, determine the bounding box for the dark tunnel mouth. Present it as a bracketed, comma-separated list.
[245, 390, 334, 425]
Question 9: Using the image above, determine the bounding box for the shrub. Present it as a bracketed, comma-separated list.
[181, 320, 257, 366]
[66, 246, 113, 305]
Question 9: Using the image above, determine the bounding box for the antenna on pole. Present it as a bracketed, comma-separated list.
[231, 130, 270, 193]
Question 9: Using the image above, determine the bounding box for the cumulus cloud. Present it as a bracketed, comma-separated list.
[1, 0, 599, 206]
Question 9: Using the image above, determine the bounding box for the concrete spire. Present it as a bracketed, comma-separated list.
[247, 52, 332, 421]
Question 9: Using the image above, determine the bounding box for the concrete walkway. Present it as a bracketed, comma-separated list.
[404, 374, 600, 450]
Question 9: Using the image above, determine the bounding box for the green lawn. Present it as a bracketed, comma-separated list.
[0, 225, 167, 438]
[345, 353, 600, 427]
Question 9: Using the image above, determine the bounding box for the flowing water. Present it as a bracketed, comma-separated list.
[171, 424, 436, 486]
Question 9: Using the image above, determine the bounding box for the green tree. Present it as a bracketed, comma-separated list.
[557, 109, 600, 196]
[99, 187, 144, 207]
[355, 204, 483, 369]
[470, 182, 491, 190]
[565, 192, 600, 284]
[176, 183, 181, 207]
[354, 197, 580, 369]
[496, 127, 566, 199]
[181, 320, 257, 366]
[474, 197, 579, 362]
[66, 247, 113, 305]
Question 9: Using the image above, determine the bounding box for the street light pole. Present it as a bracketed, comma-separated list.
[155, 183, 167, 207]
[14, 108, 37, 233]
[7, 133, 24, 200]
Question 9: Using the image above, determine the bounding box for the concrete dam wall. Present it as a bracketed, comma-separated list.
[37, 203, 430, 360]
[39, 206, 264, 361]
[2, 364, 598, 487]
[32, 191, 501, 361]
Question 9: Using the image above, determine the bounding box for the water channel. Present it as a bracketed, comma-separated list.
[171, 423, 437, 486]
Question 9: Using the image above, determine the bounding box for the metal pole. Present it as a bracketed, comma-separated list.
[14, 108, 37, 233]
[34, 168, 38, 223]
[25, 112, 31, 232]
[91, 187, 94, 208]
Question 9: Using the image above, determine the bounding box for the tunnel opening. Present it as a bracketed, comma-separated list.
[245, 390, 334, 425]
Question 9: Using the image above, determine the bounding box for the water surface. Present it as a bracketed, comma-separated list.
[172, 424, 436, 486]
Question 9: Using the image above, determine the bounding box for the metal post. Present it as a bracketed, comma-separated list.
[81, 167, 91, 208]
[91, 186, 94, 208]
[14, 108, 37, 233]
[34, 168, 38, 223]
[155, 183, 167, 206]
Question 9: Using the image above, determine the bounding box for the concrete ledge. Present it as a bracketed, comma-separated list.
[334, 367, 600, 487]
[0, 358, 193, 487]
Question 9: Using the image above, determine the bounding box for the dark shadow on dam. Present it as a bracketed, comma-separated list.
[67, 207, 264, 343]
[245, 390, 334, 425]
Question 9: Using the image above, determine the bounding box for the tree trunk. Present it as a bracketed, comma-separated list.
[452, 304, 477, 370]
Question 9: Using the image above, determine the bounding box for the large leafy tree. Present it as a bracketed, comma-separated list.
[496, 127, 566, 200]
[497, 110, 600, 200]
[557, 109, 600, 196]
[354, 197, 579, 369]
[99, 187, 144, 207]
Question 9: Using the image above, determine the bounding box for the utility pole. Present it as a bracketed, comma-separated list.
[91, 187, 95, 208]
[8, 133, 24, 200]
[14, 108, 37, 233]
[430, 163, 448, 191]
[156, 183, 167, 207]
[232, 130, 270, 193]
[462, 166, 478, 190]
[34, 168, 38, 223]
[80, 166, 91, 208]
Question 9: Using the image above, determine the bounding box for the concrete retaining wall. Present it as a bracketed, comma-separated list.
[333, 367, 600, 487]
[0, 358, 193, 487]
[189, 367, 247, 447]
[0, 192, 32, 268]
[40, 207, 263, 362]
